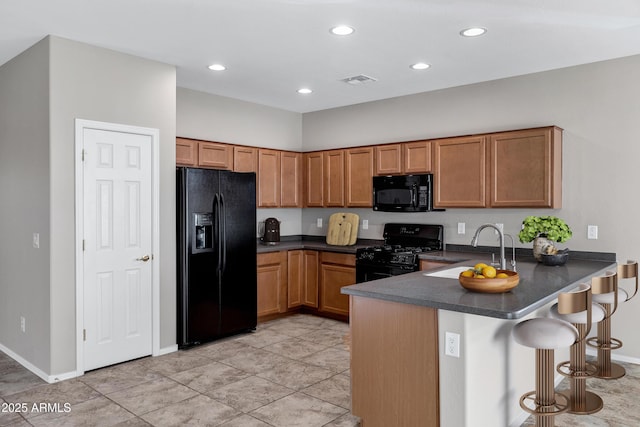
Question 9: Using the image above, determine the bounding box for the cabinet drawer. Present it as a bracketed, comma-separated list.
[258, 251, 284, 266]
[321, 251, 356, 267]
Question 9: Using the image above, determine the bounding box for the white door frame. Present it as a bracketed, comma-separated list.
[74, 119, 161, 375]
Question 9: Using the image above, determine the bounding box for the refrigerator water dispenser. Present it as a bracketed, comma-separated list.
[194, 213, 213, 252]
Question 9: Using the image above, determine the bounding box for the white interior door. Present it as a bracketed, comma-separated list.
[82, 127, 153, 371]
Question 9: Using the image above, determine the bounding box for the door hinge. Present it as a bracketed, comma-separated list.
[83, 329, 86, 341]
[82, 240, 85, 251]
[82, 149, 86, 161]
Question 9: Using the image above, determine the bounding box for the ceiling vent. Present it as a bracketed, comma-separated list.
[340, 74, 378, 85]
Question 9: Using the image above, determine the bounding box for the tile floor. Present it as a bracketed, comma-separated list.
[2, 313, 639, 426]
[0, 314, 359, 427]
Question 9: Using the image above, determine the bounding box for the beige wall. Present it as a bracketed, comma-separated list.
[0, 38, 51, 372]
[49, 37, 177, 374]
[177, 87, 302, 151]
[0, 36, 177, 377]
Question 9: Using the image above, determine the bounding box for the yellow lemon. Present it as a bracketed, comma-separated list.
[474, 274, 485, 279]
[482, 266, 497, 279]
[496, 273, 509, 279]
[474, 262, 488, 271]
[461, 270, 474, 278]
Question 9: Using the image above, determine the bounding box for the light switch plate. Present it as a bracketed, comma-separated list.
[587, 225, 598, 239]
[457, 222, 465, 234]
[362, 219, 369, 230]
[33, 233, 40, 249]
[317, 218, 322, 228]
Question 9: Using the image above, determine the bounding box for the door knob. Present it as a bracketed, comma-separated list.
[136, 255, 151, 262]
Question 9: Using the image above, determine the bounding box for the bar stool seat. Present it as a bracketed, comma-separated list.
[513, 318, 579, 349]
[549, 284, 604, 415]
[586, 270, 624, 379]
[513, 317, 578, 426]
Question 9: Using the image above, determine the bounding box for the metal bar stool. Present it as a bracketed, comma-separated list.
[586, 270, 624, 379]
[550, 283, 605, 414]
[512, 313, 579, 426]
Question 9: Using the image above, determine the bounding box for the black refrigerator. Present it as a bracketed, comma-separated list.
[177, 167, 257, 348]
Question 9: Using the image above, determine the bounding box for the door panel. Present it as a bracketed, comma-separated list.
[83, 128, 152, 371]
[219, 171, 257, 335]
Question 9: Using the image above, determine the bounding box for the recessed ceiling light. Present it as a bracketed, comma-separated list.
[297, 88, 313, 94]
[410, 62, 431, 70]
[460, 27, 487, 37]
[208, 64, 226, 71]
[330, 25, 355, 36]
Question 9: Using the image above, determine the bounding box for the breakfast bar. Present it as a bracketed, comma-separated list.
[342, 255, 617, 427]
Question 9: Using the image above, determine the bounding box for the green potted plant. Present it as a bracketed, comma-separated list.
[518, 215, 572, 261]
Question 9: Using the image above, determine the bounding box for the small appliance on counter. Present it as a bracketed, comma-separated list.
[261, 217, 280, 245]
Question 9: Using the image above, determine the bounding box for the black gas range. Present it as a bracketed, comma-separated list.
[356, 223, 444, 283]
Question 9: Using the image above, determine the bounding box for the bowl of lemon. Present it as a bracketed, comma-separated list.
[458, 263, 519, 293]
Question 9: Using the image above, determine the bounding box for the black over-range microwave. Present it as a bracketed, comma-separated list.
[373, 174, 434, 212]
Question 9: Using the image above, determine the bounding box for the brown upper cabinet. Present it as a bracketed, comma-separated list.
[258, 149, 280, 207]
[280, 151, 302, 208]
[233, 146, 258, 172]
[304, 152, 324, 207]
[324, 150, 346, 207]
[404, 140, 432, 174]
[488, 127, 562, 208]
[433, 135, 487, 208]
[374, 140, 431, 175]
[257, 149, 302, 208]
[176, 138, 198, 166]
[345, 147, 374, 207]
[176, 137, 233, 169]
[198, 141, 233, 170]
[433, 126, 562, 208]
[304, 148, 373, 208]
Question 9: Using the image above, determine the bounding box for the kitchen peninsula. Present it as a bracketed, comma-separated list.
[342, 255, 616, 427]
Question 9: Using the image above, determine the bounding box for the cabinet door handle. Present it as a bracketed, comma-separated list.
[136, 255, 150, 262]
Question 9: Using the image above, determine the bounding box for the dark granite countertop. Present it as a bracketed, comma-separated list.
[256, 236, 378, 254]
[341, 257, 617, 319]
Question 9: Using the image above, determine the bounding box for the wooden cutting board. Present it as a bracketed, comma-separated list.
[326, 213, 359, 246]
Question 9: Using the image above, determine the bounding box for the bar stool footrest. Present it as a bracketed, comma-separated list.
[519, 391, 570, 416]
[586, 336, 622, 351]
[556, 360, 599, 378]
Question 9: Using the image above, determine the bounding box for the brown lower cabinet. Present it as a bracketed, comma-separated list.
[287, 250, 320, 310]
[350, 296, 439, 427]
[319, 252, 355, 318]
[258, 249, 353, 321]
[257, 252, 287, 318]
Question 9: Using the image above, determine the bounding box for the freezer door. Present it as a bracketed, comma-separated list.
[177, 167, 222, 346]
[218, 170, 257, 335]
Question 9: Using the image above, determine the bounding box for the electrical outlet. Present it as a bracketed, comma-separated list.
[495, 223, 504, 236]
[445, 332, 460, 358]
[20, 316, 25, 333]
[457, 222, 465, 234]
[362, 219, 369, 230]
[33, 233, 39, 249]
[587, 225, 598, 240]
[317, 218, 322, 228]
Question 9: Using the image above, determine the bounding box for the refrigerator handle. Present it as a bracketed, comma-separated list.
[213, 193, 221, 272]
[220, 193, 227, 272]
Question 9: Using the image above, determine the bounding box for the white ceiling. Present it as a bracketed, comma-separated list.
[2, 0, 640, 113]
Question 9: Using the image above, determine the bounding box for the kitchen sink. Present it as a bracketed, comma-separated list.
[423, 266, 473, 280]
